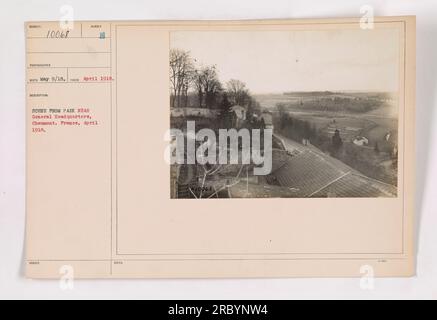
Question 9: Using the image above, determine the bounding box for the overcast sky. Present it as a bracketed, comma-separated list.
[171, 27, 400, 94]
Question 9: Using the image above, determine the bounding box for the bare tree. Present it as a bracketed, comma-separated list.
[193, 69, 204, 108]
[193, 65, 221, 108]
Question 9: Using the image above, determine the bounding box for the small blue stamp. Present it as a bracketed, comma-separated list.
[99, 32, 105, 39]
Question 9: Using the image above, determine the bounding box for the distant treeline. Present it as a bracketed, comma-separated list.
[283, 91, 394, 100]
[283, 91, 337, 97]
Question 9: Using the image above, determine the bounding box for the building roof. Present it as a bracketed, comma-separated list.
[273, 150, 347, 197]
[311, 172, 397, 197]
[228, 180, 299, 198]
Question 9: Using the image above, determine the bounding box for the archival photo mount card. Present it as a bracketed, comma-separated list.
[25, 16, 416, 278]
